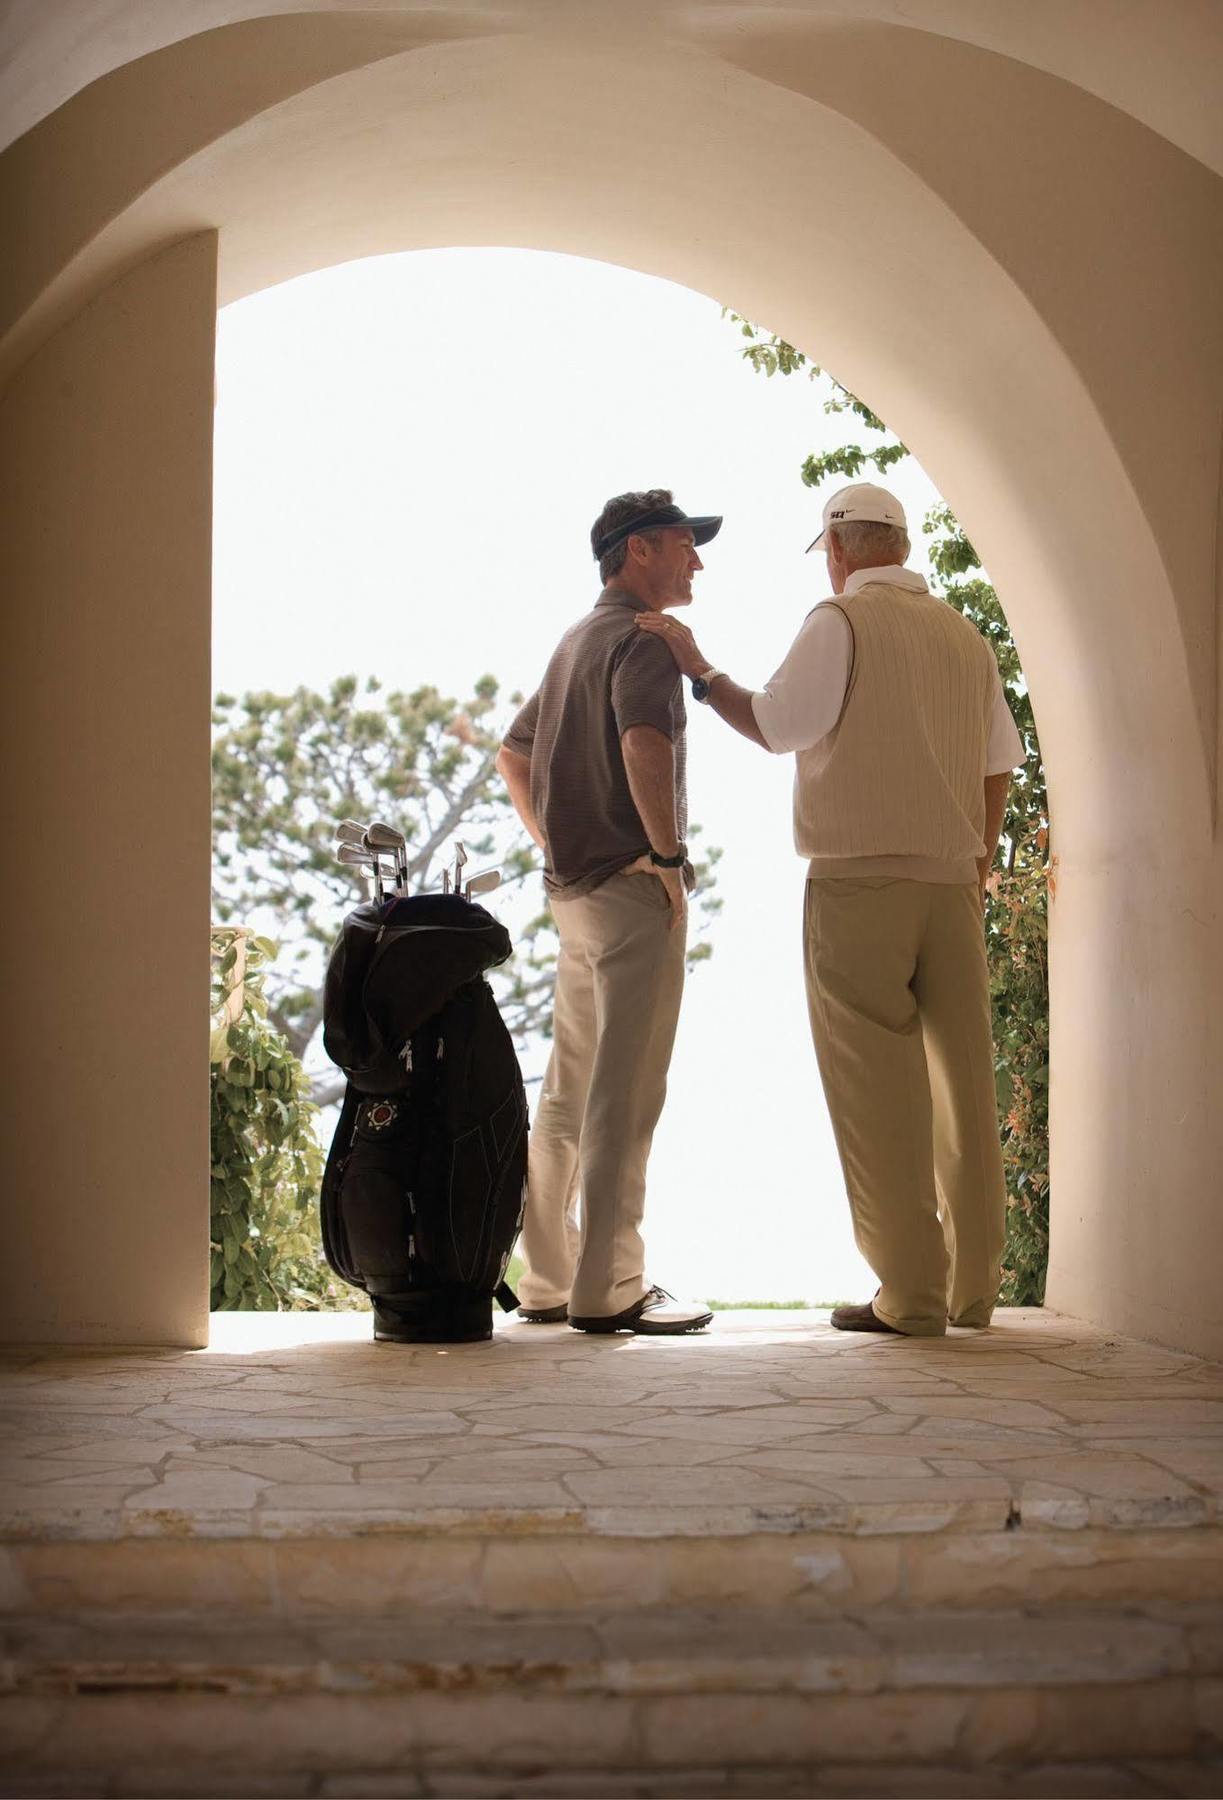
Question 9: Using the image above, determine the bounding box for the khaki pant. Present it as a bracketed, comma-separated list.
[803, 877, 1006, 1335]
[518, 871, 687, 1318]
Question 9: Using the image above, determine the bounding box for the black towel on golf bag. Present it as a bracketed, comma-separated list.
[319, 893, 528, 1342]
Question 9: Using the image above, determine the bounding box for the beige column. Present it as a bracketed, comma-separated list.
[0, 234, 217, 1346]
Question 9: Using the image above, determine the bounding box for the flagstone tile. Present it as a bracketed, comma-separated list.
[848, 1418, 1070, 1449]
[31, 1434, 197, 1463]
[727, 1450, 937, 1481]
[40, 1464, 158, 1490]
[561, 1467, 844, 1507]
[462, 1389, 662, 1412]
[780, 1431, 939, 1458]
[133, 1392, 366, 1418]
[877, 1396, 1074, 1431]
[169, 1445, 360, 1484]
[0, 1452, 148, 1485]
[351, 1439, 492, 1466]
[1071, 1418, 1223, 1440]
[420, 1452, 590, 1480]
[793, 1474, 1014, 1506]
[295, 1437, 469, 1464]
[414, 1434, 606, 1460]
[123, 1471, 267, 1515]
[0, 1411, 165, 1441]
[461, 1406, 667, 1435]
[255, 1480, 430, 1510]
[1114, 1444, 1223, 1490]
[348, 1459, 439, 1480]
[582, 1442, 753, 1468]
[261, 1479, 572, 1512]
[628, 1386, 803, 1409]
[1, 1311, 1220, 1545]
[1002, 1452, 1205, 1497]
[136, 1411, 468, 1442]
[1055, 1399, 1223, 1424]
[774, 1381, 957, 1402]
[341, 1390, 507, 1411]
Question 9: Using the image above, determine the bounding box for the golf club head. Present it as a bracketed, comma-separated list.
[464, 869, 502, 901]
[334, 819, 368, 847]
[336, 843, 376, 868]
[364, 820, 406, 853]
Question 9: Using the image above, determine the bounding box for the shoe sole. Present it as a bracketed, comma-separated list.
[569, 1315, 713, 1335]
[629, 1317, 713, 1335]
[517, 1310, 569, 1324]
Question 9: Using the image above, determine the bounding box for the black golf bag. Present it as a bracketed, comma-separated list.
[319, 891, 528, 1343]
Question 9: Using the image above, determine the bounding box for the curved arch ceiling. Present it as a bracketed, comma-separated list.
[3, 0, 1221, 174]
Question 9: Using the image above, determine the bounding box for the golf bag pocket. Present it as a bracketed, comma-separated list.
[333, 1096, 418, 1288]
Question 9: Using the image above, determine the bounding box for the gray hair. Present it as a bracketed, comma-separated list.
[829, 519, 911, 566]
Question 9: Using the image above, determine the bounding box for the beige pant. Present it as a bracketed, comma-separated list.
[803, 877, 1006, 1335]
[518, 871, 687, 1318]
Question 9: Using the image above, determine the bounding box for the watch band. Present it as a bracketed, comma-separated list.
[649, 844, 688, 869]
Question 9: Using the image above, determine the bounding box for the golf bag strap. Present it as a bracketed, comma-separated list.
[495, 1282, 519, 1313]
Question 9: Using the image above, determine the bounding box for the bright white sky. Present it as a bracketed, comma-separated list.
[213, 247, 945, 1304]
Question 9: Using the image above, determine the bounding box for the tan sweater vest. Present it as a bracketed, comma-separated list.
[796, 580, 995, 883]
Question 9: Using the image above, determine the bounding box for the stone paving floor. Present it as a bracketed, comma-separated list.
[1, 1308, 1221, 1543]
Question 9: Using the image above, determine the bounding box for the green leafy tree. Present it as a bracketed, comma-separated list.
[213, 674, 721, 1108]
[209, 928, 355, 1309]
[727, 315, 1049, 1303]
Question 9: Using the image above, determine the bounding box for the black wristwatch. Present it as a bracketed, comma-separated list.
[649, 844, 687, 869]
[691, 668, 726, 704]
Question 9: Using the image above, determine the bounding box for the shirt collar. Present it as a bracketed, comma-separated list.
[596, 583, 650, 614]
[842, 565, 929, 597]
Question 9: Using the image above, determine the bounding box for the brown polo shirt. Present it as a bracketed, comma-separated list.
[503, 587, 687, 900]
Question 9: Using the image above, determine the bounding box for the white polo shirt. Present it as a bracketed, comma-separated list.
[750, 566, 1025, 774]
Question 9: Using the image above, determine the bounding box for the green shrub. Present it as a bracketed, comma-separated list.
[209, 927, 359, 1311]
[937, 558, 1049, 1305]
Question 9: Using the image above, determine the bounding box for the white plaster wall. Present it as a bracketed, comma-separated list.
[0, 235, 217, 1346]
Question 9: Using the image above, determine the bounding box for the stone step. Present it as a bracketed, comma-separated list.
[2, 1607, 1221, 1794]
[6, 1523, 1223, 1622]
[5, 1763, 1223, 1800]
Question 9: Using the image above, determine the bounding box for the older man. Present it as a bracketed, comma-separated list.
[640, 482, 1024, 1337]
[496, 488, 720, 1335]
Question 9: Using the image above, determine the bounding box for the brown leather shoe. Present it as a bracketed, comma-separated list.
[830, 1300, 904, 1334]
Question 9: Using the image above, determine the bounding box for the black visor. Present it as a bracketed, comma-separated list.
[592, 504, 722, 562]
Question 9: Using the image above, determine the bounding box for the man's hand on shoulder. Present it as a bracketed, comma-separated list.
[638, 616, 770, 752]
[637, 613, 707, 678]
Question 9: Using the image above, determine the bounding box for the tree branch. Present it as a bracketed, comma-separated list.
[406, 747, 501, 884]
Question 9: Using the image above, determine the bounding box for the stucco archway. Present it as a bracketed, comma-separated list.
[2, 3, 1221, 1355]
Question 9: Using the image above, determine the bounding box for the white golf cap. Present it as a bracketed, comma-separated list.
[806, 482, 907, 553]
